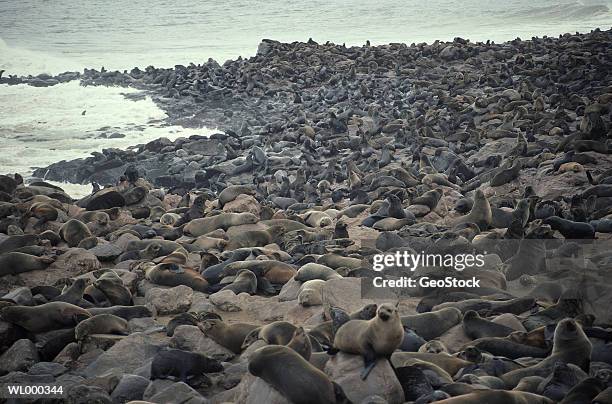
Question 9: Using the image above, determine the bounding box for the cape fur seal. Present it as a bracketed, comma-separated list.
[0, 252, 54, 276]
[1, 302, 91, 333]
[401, 307, 463, 340]
[184, 213, 258, 237]
[198, 319, 258, 354]
[59, 219, 92, 247]
[248, 345, 347, 404]
[501, 318, 592, 388]
[453, 189, 492, 230]
[150, 348, 222, 382]
[332, 303, 403, 379]
[74, 313, 128, 340]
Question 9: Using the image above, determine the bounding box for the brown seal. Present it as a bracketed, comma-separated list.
[198, 319, 258, 354]
[74, 313, 128, 340]
[224, 225, 285, 251]
[0, 252, 53, 276]
[222, 260, 296, 284]
[286, 326, 312, 360]
[220, 269, 257, 294]
[434, 390, 553, 403]
[0, 301, 91, 333]
[453, 189, 492, 230]
[462, 310, 515, 339]
[501, 318, 592, 388]
[401, 307, 463, 340]
[183, 212, 258, 237]
[391, 352, 471, 376]
[248, 345, 345, 404]
[146, 263, 211, 293]
[59, 219, 92, 247]
[242, 321, 297, 349]
[333, 303, 403, 379]
[150, 348, 222, 382]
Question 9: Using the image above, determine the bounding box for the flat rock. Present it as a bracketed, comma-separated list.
[82, 333, 162, 378]
[89, 244, 123, 261]
[145, 285, 194, 315]
[148, 381, 208, 404]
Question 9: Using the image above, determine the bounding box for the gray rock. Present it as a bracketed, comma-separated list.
[277, 278, 302, 301]
[28, 362, 67, 377]
[209, 290, 242, 312]
[0, 320, 28, 353]
[235, 373, 291, 404]
[325, 352, 404, 404]
[189, 292, 215, 315]
[148, 381, 208, 404]
[49, 248, 101, 274]
[143, 378, 175, 400]
[66, 384, 112, 404]
[110, 374, 150, 403]
[0, 339, 39, 374]
[170, 325, 235, 362]
[89, 244, 123, 261]
[128, 317, 163, 333]
[145, 285, 194, 315]
[2, 287, 34, 305]
[82, 333, 162, 378]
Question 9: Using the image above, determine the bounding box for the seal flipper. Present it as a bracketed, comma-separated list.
[360, 344, 377, 380]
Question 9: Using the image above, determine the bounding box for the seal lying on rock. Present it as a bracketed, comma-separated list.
[248, 345, 349, 404]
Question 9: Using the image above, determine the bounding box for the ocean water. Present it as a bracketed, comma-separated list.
[0, 0, 611, 195]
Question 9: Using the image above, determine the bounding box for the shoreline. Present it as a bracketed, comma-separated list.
[17, 28, 610, 190]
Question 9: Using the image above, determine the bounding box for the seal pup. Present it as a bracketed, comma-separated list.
[150, 348, 222, 383]
[332, 303, 403, 379]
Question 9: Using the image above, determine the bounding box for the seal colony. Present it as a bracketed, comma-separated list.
[0, 28, 611, 403]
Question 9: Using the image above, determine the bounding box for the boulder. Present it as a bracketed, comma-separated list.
[170, 325, 235, 361]
[223, 194, 261, 216]
[325, 352, 404, 404]
[209, 290, 242, 312]
[145, 285, 193, 315]
[235, 373, 291, 404]
[0, 339, 40, 374]
[148, 381, 208, 404]
[82, 333, 162, 378]
[110, 374, 150, 403]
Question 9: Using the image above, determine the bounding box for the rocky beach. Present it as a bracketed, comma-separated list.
[0, 28, 612, 403]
